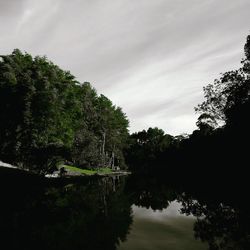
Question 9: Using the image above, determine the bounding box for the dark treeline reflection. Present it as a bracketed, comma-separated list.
[0, 170, 132, 250]
[179, 193, 250, 250]
[1, 171, 249, 250]
[125, 174, 250, 250]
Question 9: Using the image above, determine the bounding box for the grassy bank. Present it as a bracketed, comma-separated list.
[62, 165, 113, 175]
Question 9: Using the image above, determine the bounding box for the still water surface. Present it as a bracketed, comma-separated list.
[119, 203, 207, 250]
[0, 170, 249, 250]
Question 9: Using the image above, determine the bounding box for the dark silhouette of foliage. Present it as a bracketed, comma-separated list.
[125, 127, 173, 172]
[126, 33, 250, 185]
[179, 190, 250, 250]
[1, 167, 249, 250]
[0, 172, 132, 250]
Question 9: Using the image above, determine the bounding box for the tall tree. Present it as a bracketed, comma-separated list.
[0, 50, 129, 173]
[195, 34, 250, 130]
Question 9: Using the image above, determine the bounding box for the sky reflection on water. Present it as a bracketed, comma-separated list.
[119, 202, 207, 250]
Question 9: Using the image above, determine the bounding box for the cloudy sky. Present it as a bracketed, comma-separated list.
[1, 0, 250, 135]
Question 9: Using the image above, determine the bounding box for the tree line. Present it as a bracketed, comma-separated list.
[1, 34, 249, 178]
[0, 50, 129, 174]
[126, 34, 250, 182]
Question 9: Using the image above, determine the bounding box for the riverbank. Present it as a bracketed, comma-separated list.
[46, 164, 131, 178]
[0, 164, 131, 190]
[0, 160, 131, 182]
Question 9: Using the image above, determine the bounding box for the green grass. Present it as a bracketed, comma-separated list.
[61, 165, 113, 175]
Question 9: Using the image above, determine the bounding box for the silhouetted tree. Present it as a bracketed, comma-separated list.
[125, 127, 173, 172]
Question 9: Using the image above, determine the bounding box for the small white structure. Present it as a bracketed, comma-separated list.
[45, 171, 60, 178]
[0, 160, 18, 169]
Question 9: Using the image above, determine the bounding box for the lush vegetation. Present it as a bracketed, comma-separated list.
[1, 34, 249, 179]
[0, 50, 129, 174]
[126, 34, 250, 181]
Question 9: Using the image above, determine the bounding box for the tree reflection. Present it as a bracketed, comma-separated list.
[126, 174, 250, 250]
[178, 192, 250, 250]
[124, 174, 177, 210]
[1, 171, 250, 250]
[0, 173, 132, 250]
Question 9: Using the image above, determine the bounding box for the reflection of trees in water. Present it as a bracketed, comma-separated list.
[124, 174, 178, 211]
[178, 193, 250, 250]
[125, 175, 250, 250]
[1, 173, 250, 250]
[0, 175, 132, 250]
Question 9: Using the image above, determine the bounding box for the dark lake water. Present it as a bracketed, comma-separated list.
[0, 170, 249, 250]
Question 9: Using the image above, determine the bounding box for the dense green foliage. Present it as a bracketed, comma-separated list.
[0, 50, 129, 174]
[1, 34, 249, 177]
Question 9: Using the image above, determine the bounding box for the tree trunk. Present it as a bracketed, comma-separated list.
[102, 131, 106, 166]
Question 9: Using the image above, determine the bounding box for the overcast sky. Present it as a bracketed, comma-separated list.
[1, 0, 250, 135]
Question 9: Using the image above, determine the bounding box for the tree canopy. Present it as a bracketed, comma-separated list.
[0, 49, 129, 174]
